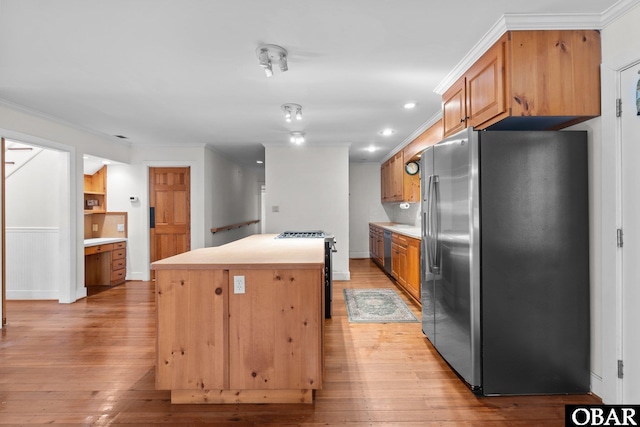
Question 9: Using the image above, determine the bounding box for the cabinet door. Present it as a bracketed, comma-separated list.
[442, 76, 467, 137]
[404, 238, 421, 301]
[391, 242, 401, 280]
[393, 152, 404, 200]
[228, 269, 322, 390]
[155, 269, 229, 391]
[397, 244, 407, 287]
[466, 36, 506, 129]
[381, 161, 390, 202]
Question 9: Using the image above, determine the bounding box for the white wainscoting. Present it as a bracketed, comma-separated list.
[6, 227, 60, 300]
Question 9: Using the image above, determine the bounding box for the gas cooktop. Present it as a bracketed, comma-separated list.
[275, 230, 326, 239]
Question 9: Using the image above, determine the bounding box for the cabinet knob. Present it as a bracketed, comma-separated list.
[460, 118, 465, 123]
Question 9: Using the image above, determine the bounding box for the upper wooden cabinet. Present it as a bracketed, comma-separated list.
[403, 119, 444, 161]
[84, 166, 107, 214]
[442, 30, 601, 138]
[381, 151, 419, 203]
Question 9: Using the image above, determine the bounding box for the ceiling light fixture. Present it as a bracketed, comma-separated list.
[404, 102, 417, 109]
[289, 131, 305, 145]
[281, 103, 302, 122]
[380, 128, 395, 136]
[256, 44, 288, 78]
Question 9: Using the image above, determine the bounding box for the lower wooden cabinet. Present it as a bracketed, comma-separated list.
[369, 225, 420, 304]
[84, 241, 127, 286]
[369, 225, 384, 267]
[392, 234, 420, 303]
[155, 267, 323, 403]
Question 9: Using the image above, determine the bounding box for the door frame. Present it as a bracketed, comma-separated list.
[599, 53, 640, 404]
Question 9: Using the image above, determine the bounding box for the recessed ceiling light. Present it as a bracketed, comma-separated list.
[404, 102, 417, 109]
[380, 129, 394, 136]
[366, 146, 377, 152]
[256, 160, 264, 164]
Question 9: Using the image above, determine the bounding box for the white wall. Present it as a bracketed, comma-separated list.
[265, 144, 350, 280]
[348, 162, 390, 258]
[204, 147, 262, 248]
[6, 148, 62, 227]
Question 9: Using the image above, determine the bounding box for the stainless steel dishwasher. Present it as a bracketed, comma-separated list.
[383, 229, 392, 274]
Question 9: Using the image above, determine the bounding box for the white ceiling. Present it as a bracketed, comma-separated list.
[0, 0, 620, 167]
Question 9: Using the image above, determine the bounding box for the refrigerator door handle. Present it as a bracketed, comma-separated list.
[432, 176, 441, 274]
[426, 175, 434, 272]
[431, 176, 441, 274]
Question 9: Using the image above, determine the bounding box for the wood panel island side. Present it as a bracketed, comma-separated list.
[150, 234, 326, 404]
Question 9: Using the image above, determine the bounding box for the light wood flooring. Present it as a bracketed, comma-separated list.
[0, 258, 599, 426]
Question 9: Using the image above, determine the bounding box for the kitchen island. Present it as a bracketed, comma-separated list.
[151, 234, 326, 404]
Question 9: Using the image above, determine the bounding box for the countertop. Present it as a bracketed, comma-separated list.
[370, 222, 421, 239]
[151, 234, 325, 270]
[84, 237, 127, 247]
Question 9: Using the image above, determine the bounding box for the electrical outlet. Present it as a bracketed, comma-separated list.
[233, 276, 245, 294]
[117, 224, 125, 232]
[92, 224, 98, 232]
[272, 205, 279, 213]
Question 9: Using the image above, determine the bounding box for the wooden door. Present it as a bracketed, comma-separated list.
[149, 167, 191, 271]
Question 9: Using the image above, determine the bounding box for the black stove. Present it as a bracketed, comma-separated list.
[274, 230, 336, 319]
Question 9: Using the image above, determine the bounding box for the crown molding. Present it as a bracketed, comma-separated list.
[601, 0, 640, 28]
[383, 111, 442, 163]
[0, 98, 131, 147]
[433, 9, 617, 95]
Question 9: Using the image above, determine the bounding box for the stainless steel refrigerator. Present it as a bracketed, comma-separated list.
[420, 127, 590, 396]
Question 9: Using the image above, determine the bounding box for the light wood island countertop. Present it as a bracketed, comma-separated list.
[151, 233, 325, 270]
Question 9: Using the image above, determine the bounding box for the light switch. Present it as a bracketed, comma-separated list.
[272, 205, 279, 213]
[92, 224, 98, 232]
[233, 276, 245, 294]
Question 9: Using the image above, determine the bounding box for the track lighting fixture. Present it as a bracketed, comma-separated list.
[281, 103, 302, 122]
[289, 131, 305, 145]
[255, 44, 288, 77]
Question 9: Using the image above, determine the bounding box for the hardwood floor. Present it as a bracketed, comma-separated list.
[0, 258, 599, 426]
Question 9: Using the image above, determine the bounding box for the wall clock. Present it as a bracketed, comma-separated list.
[405, 161, 419, 175]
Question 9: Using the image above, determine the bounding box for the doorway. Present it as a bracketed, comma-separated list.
[149, 167, 191, 277]
[1, 136, 74, 320]
[620, 62, 640, 404]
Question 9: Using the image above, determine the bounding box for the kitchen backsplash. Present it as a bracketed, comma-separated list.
[383, 203, 421, 226]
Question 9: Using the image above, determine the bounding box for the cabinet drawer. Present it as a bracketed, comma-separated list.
[112, 258, 126, 271]
[84, 244, 114, 256]
[392, 233, 407, 246]
[111, 268, 126, 283]
[112, 249, 126, 260]
[114, 241, 126, 250]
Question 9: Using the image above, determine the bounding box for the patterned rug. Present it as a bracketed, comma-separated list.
[343, 288, 419, 323]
